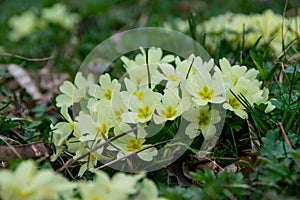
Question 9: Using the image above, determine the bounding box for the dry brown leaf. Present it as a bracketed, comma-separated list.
[223, 163, 238, 173]
[189, 157, 223, 174]
[166, 158, 195, 186]
[7, 64, 68, 103]
[8, 64, 42, 100]
[38, 68, 68, 103]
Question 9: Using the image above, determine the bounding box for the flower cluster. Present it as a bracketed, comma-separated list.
[164, 10, 299, 55]
[0, 161, 74, 200]
[214, 58, 275, 119]
[199, 9, 299, 54]
[79, 170, 165, 200]
[52, 47, 274, 175]
[0, 160, 165, 200]
[8, 3, 79, 41]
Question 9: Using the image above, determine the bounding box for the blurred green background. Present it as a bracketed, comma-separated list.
[1, 0, 299, 75]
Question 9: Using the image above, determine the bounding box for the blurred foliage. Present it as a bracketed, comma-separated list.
[1, 0, 299, 73]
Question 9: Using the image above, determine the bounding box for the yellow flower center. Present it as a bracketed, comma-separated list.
[137, 106, 151, 119]
[126, 138, 142, 152]
[198, 85, 214, 101]
[232, 76, 238, 86]
[135, 77, 142, 86]
[113, 107, 125, 122]
[229, 97, 240, 109]
[69, 121, 75, 130]
[133, 91, 144, 102]
[90, 152, 97, 164]
[95, 123, 108, 138]
[168, 74, 179, 81]
[104, 89, 112, 100]
[18, 190, 30, 199]
[90, 197, 101, 200]
[161, 105, 177, 119]
[199, 111, 210, 126]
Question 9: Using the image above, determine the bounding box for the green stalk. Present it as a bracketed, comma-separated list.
[185, 58, 194, 80]
[146, 48, 151, 89]
[230, 128, 239, 158]
[285, 100, 300, 133]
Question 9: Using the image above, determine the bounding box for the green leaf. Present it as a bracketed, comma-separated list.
[260, 130, 291, 159]
[27, 121, 41, 129]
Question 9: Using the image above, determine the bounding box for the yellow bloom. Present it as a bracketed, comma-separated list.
[183, 105, 221, 139]
[223, 78, 264, 119]
[109, 123, 158, 161]
[0, 161, 74, 200]
[154, 89, 190, 124]
[56, 72, 95, 107]
[126, 138, 143, 152]
[51, 105, 77, 161]
[41, 3, 79, 30]
[185, 57, 225, 106]
[122, 87, 161, 124]
[76, 99, 115, 141]
[198, 9, 299, 55]
[89, 73, 118, 100]
[121, 47, 172, 88]
[214, 58, 259, 90]
[8, 11, 40, 41]
[79, 171, 144, 200]
[111, 83, 127, 123]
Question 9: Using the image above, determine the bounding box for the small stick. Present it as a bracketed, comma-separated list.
[278, 122, 292, 148]
[0, 52, 53, 61]
[278, 122, 300, 166]
[95, 140, 167, 171]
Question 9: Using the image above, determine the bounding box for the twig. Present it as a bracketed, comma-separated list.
[278, 122, 292, 148]
[278, 122, 300, 166]
[275, 37, 299, 61]
[279, 62, 284, 84]
[0, 52, 53, 61]
[95, 140, 167, 171]
[8, 129, 27, 143]
[0, 134, 22, 145]
[0, 136, 21, 159]
[281, 0, 288, 58]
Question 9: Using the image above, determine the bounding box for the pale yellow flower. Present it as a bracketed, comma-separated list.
[214, 58, 274, 118]
[67, 138, 107, 176]
[50, 105, 77, 161]
[111, 83, 128, 123]
[183, 105, 221, 139]
[41, 3, 79, 30]
[154, 88, 190, 124]
[89, 73, 118, 100]
[56, 72, 94, 107]
[76, 100, 114, 142]
[223, 78, 264, 119]
[0, 160, 74, 200]
[8, 11, 40, 41]
[121, 47, 172, 88]
[185, 62, 225, 106]
[198, 9, 299, 55]
[133, 178, 168, 200]
[214, 58, 259, 90]
[79, 171, 144, 200]
[109, 123, 158, 161]
[121, 87, 161, 124]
